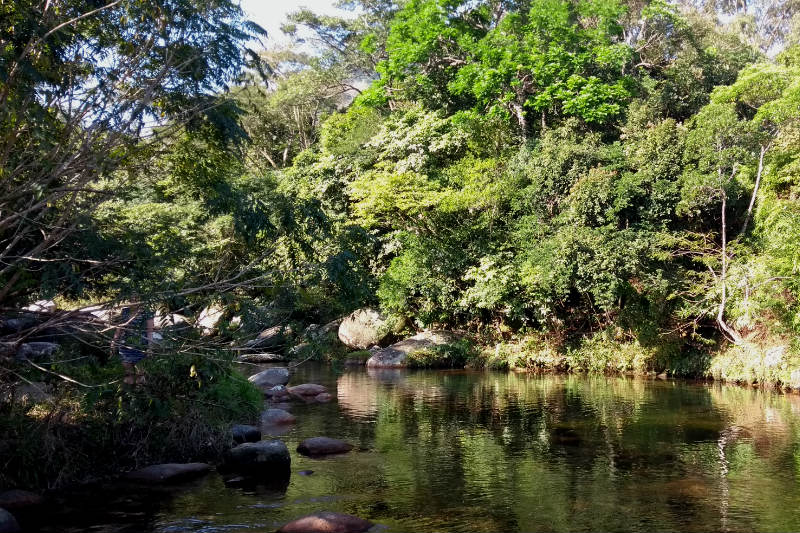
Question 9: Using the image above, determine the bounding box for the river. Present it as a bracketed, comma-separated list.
[33, 364, 800, 532]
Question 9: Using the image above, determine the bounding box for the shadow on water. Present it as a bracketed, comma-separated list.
[32, 365, 800, 532]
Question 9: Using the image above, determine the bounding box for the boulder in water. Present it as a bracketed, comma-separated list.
[224, 440, 291, 478]
[287, 383, 327, 396]
[278, 511, 373, 533]
[314, 393, 333, 403]
[297, 437, 353, 456]
[232, 424, 261, 444]
[248, 367, 290, 389]
[261, 408, 296, 426]
[124, 463, 210, 484]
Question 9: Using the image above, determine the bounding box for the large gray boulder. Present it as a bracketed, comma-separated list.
[224, 440, 290, 478]
[366, 330, 461, 368]
[337, 308, 398, 350]
[0, 509, 20, 533]
[124, 463, 210, 484]
[196, 304, 225, 336]
[278, 512, 373, 533]
[297, 437, 353, 456]
[248, 367, 290, 389]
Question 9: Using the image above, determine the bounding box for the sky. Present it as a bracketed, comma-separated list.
[240, 0, 350, 47]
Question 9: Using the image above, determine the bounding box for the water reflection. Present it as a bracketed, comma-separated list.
[33, 367, 800, 533]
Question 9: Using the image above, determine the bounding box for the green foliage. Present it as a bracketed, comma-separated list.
[405, 339, 476, 368]
[0, 347, 261, 489]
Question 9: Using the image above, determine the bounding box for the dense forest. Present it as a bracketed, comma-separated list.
[1, 0, 799, 490]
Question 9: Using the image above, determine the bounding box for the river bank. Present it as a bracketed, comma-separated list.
[9, 365, 800, 533]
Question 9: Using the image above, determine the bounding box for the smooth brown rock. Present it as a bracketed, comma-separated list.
[261, 408, 296, 425]
[297, 437, 353, 456]
[288, 383, 327, 396]
[124, 463, 210, 484]
[278, 511, 373, 533]
[314, 393, 333, 403]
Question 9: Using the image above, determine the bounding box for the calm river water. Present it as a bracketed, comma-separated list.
[34, 364, 800, 532]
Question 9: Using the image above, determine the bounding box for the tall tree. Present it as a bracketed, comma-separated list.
[0, 0, 264, 303]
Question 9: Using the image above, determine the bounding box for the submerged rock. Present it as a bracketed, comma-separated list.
[366, 330, 461, 368]
[338, 308, 399, 350]
[314, 392, 333, 403]
[0, 508, 20, 533]
[232, 424, 261, 444]
[297, 437, 353, 456]
[261, 408, 296, 426]
[0, 490, 42, 510]
[224, 440, 290, 478]
[278, 511, 373, 533]
[248, 367, 290, 389]
[124, 463, 210, 484]
[265, 385, 290, 399]
[287, 383, 327, 396]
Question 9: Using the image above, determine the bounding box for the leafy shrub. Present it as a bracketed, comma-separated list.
[406, 339, 476, 369]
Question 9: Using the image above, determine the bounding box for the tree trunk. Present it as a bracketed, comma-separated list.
[717, 190, 745, 345]
[740, 143, 768, 236]
[512, 103, 527, 140]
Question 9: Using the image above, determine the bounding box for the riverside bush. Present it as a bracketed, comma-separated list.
[0, 349, 261, 490]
